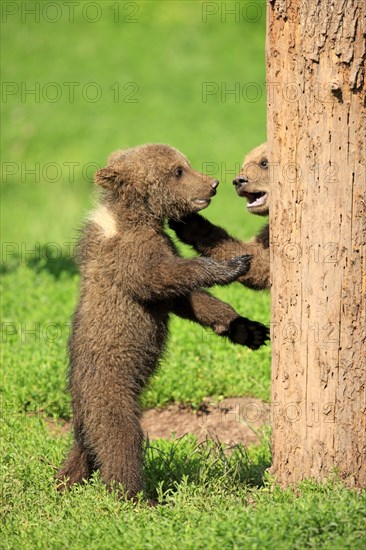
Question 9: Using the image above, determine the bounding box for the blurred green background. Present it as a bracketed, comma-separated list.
[2, 0, 267, 245]
[1, 1, 269, 408]
[2, 0, 270, 415]
[2, 0, 270, 413]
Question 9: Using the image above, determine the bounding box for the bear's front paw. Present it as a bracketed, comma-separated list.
[226, 255, 252, 278]
[168, 215, 200, 240]
[168, 218, 184, 233]
[228, 316, 270, 350]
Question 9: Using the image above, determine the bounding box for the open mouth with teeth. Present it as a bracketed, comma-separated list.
[242, 191, 267, 209]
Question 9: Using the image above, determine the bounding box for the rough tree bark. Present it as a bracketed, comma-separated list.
[266, 0, 366, 486]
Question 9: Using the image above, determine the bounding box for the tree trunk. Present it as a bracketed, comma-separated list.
[267, 0, 366, 487]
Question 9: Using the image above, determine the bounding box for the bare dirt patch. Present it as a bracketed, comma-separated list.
[142, 397, 270, 445]
[46, 397, 270, 446]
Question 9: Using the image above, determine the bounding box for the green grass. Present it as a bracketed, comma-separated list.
[2, 420, 366, 549]
[1, 2, 365, 548]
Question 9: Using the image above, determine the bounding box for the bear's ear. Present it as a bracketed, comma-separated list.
[95, 167, 124, 189]
[108, 149, 125, 164]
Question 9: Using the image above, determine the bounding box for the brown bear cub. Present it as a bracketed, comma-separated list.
[56, 144, 269, 498]
[170, 143, 270, 290]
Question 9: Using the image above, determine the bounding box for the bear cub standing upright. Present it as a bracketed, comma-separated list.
[56, 144, 269, 498]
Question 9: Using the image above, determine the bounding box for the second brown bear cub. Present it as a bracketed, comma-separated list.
[170, 143, 270, 290]
[56, 144, 269, 498]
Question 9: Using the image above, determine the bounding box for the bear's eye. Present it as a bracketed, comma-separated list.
[175, 167, 184, 178]
[260, 159, 268, 169]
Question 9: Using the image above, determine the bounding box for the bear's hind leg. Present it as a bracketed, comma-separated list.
[86, 406, 144, 499]
[56, 441, 93, 490]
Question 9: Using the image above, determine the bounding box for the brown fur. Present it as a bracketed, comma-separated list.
[169, 143, 270, 290]
[56, 144, 269, 498]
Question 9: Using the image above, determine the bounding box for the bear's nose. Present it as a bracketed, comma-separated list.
[233, 176, 248, 187]
[211, 179, 219, 190]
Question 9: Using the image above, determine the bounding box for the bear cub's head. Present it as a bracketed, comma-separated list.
[95, 144, 219, 221]
[232, 143, 269, 217]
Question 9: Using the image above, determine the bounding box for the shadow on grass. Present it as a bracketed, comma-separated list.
[143, 435, 271, 501]
[1, 243, 78, 279]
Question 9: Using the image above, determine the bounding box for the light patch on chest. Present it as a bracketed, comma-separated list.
[90, 205, 118, 238]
